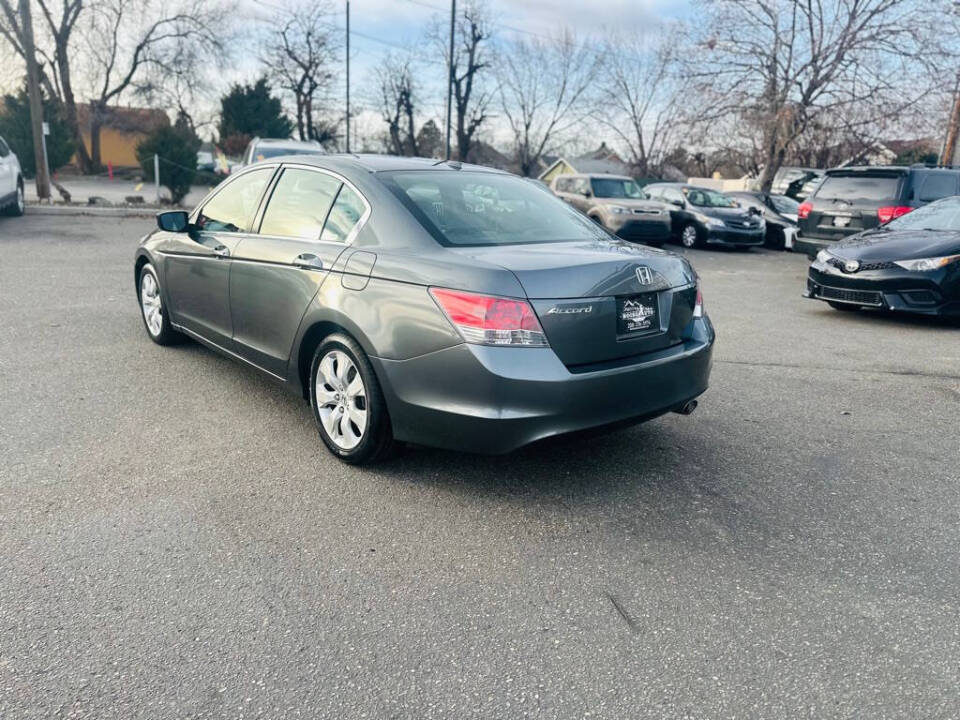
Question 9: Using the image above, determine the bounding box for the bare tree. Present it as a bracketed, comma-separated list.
[694, 0, 959, 191]
[431, 0, 494, 162]
[262, 1, 339, 143]
[374, 53, 419, 156]
[497, 30, 599, 177]
[1, 0, 232, 173]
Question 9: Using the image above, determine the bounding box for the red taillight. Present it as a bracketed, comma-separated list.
[797, 202, 812, 220]
[694, 280, 704, 318]
[877, 206, 912, 224]
[429, 287, 548, 346]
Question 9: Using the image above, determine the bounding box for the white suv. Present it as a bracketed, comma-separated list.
[0, 135, 25, 217]
[239, 137, 324, 168]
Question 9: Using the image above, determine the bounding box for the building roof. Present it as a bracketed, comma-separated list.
[76, 104, 169, 133]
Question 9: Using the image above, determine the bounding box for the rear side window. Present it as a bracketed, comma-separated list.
[914, 173, 959, 203]
[197, 168, 273, 233]
[813, 174, 900, 203]
[259, 168, 341, 239]
[321, 185, 367, 243]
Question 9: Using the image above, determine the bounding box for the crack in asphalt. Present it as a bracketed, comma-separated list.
[717, 359, 960, 382]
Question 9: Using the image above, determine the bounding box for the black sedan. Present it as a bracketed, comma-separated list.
[645, 183, 765, 249]
[728, 191, 800, 250]
[805, 196, 960, 316]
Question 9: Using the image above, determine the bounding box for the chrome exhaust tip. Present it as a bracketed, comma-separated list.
[673, 399, 698, 416]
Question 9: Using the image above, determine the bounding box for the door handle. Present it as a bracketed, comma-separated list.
[293, 253, 324, 270]
[213, 245, 230, 258]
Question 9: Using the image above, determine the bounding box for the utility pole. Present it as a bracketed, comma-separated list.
[345, 0, 350, 154]
[19, 0, 50, 200]
[444, 0, 456, 160]
[942, 79, 960, 166]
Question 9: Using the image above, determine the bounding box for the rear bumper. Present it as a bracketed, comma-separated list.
[371, 317, 715, 454]
[805, 263, 960, 316]
[609, 218, 671, 243]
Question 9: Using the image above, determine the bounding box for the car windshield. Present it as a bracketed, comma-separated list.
[590, 178, 646, 199]
[384, 171, 610, 247]
[770, 194, 800, 215]
[255, 146, 324, 161]
[814, 174, 900, 203]
[886, 196, 960, 231]
[685, 188, 736, 208]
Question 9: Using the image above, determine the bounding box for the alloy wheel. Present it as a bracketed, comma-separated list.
[140, 271, 163, 337]
[315, 350, 367, 450]
[681, 225, 698, 248]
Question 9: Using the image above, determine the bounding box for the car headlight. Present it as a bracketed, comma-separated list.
[694, 213, 723, 227]
[893, 255, 960, 272]
[816, 249, 832, 264]
[607, 205, 629, 214]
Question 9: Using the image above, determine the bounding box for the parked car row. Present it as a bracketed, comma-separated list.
[549, 173, 794, 251]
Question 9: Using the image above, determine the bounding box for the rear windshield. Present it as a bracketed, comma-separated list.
[814, 174, 900, 203]
[770, 194, 800, 215]
[887, 196, 960, 231]
[591, 177, 646, 199]
[382, 170, 609, 247]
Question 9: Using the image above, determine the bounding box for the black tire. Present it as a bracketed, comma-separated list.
[4, 179, 24, 217]
[828, 302, 861, 312]
[309, 333, 395, 465]
[680, 222, 702, 249]
[137, 263, 184, 345]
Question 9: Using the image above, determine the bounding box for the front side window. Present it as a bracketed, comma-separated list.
[383, 170, 609, 247]
[259, 168, 341, 240]
[321, 185, 368, 243]
[197, 168, 273, 233]
[685, 187, 736, 208]
[590, 178, 646, 199]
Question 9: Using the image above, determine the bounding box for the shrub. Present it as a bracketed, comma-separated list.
[0, 88, 76, 177]
[136, 124, 200, 205]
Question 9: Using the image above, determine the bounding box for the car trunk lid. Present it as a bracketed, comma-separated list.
[450, 241, 698, 367]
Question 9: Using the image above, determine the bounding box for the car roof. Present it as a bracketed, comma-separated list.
[825, 165, 909, 175]
[261, 153, 511, 175]
[254, 138, 322, 149]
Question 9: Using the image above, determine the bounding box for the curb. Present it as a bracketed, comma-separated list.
[26, 204, 163, 218]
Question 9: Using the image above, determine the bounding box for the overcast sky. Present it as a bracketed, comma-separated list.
[232, 0, 693, 145]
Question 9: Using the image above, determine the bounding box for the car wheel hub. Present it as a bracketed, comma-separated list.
[316, 350, 367, 450]
[140, 271, 163, 336]
[682, 227, 697, 246]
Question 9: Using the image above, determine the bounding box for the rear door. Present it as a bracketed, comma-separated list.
[229, 165, 370, 377]
[800, 171, 904, 240]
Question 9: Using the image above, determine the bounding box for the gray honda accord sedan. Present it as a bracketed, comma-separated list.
[134, 155, 714, 464]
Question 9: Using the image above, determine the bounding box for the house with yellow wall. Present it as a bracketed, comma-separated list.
[75, 104, 169, 168]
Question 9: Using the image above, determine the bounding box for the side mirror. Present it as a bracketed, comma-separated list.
[583, 188, 592, 197]
[671, 198, 684, 207]
[748, 206, 762, 215]
[157, 210, 190, 233]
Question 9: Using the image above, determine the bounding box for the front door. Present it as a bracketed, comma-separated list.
[163, 166, 275, 347]
[230, 166, 369, 377]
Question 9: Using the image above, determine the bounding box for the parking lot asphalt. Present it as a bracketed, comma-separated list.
[1, 213, 959, 719]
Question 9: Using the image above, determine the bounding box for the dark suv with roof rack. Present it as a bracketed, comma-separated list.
[795, 165, 960, 257]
